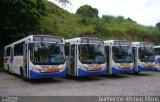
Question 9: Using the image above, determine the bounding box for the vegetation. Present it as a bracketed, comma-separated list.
[0, 67, 4, 72]
[0, 0, 160, 67]
[41, 1, 160, 43]
[76, 5, 99, 18]
[0, 0, 46, 68]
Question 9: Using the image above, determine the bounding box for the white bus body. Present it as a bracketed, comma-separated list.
[132, 42, 155, 72]
[154, 46, 160, 70]
[3, 35, 66, 79]
[65, 37, 106, 77]
[104, 40, 134, 75]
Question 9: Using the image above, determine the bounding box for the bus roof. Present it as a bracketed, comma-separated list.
[104, 40, 131, 46]
[154, 46, 160, 48]
[132, 42, 154, 47]
[65, 37, 103, 44]
[4, 35, 64, 48]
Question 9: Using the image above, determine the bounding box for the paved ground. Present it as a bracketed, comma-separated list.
[0, 71, 160, 96]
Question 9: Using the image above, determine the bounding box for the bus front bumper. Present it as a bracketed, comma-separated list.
[138, 66, 156, 71]
[78, 68, 106, 77]
[29, 69, 66, 79]
[112, 67, 134, 74]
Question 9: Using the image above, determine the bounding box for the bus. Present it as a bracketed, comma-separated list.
[132, 42, 155, 73]
[104, 40, 134, 75]
[65, 37, 106, 77]
[3, 35, 66, 79]
[154, 46, 160, 70]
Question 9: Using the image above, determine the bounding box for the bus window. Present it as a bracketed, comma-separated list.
[155, 48, 160, 55]
[6, 47, 11, 57]
[14, 42, 24, 56]
[105, 46, 109, 68]
[65, 43, 69, 56]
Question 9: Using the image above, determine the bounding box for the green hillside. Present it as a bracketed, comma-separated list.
[41, 1, 160, 44]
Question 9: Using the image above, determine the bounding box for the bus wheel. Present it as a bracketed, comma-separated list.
[7, 66, 11, 74]
[134, 71, 140, 74]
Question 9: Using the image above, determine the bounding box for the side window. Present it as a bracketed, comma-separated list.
[65, 43, 69, 56]
[6, 47, 11, 56]
[4, 48, 6, 56]
[14, 44, 18, 56]
[19, 42, 24, 55]
[71, 44, 75, 57]
[105, 46, 109, 68]
[14, 42, 24, 56]
[155, 48, 160, 55]
[105, 46, 109, 58]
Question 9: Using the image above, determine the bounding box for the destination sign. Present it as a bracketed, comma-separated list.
[114, 41, 131, 45]
[33, 36, 63, 43]
[140, 42, 154, 47]
[81, 38, 104, 44]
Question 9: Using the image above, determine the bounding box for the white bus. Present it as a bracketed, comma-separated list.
[132, 42, 155, 73]
[65, 37, 106, 77]
[3, 35, 66, 79]
[154, 46, 160, 70]
[104, 40, 134, 75]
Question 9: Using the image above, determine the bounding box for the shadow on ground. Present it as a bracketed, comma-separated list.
[125, 72, 155, 76]
[98, 74, 129, 79]
[28, 78, 62, 84]
[64, 75, 103, 82]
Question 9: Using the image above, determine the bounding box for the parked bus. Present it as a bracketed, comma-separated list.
[3, 35, 66, 79]
[154, 46, 160, 70]
[104, 40, 134, 75]
[132, 42, 155, 73]
[65, 37, 106, 77]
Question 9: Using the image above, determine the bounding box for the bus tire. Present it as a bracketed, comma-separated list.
[7, 65, 11, 74]
[134, 71, 140, 74]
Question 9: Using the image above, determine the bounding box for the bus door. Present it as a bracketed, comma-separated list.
[105, 46, 110, 73]
[23, 43, 28, 78]
[133, 47, 138, 71]
[70, 44, 77, 76]
[9, 47, 14, 72]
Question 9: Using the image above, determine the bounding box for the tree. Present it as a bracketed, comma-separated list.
[156, 22, 160, 30]
[0, 0, 46, 67]
[76, 5, 99, 18]
[55, 0, 71, 8]
[0, 0, 46, 46]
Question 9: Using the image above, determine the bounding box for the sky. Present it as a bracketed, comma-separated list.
[48, 0, 160, 26]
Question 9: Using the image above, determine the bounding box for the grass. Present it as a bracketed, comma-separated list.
[41, 1, 160, 44]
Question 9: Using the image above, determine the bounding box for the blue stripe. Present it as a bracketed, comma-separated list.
[138, 66, 156, 71]
[112, 67, 134, 74]
[78, 68, 106, 76]
[29, 69, 66, 79]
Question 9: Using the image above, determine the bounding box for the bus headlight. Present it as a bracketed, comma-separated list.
[58, 64, 66, 71]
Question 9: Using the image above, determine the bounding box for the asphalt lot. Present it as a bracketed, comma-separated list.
[0, 71, 160, 96]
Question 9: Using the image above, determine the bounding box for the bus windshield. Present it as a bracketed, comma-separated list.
[79, 44, 105, 64]
[29, 43, 65, 65]
[139, 46, 155, 62]
[112, 46, 133, 63]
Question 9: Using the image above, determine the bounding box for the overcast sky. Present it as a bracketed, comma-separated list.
[48, 0, 160, 26]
